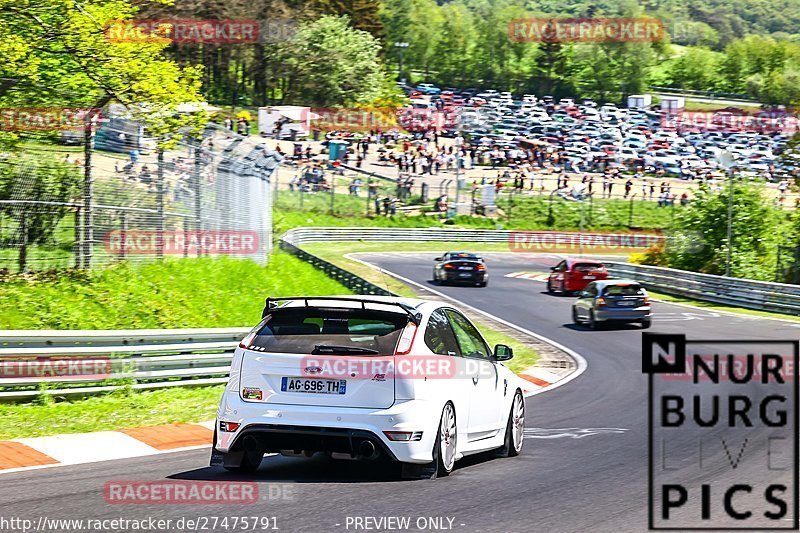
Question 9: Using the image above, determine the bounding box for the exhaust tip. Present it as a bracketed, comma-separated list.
[357, 440, 378, 460]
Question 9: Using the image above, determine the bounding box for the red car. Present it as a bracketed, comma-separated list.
[547, 258, 609, 295]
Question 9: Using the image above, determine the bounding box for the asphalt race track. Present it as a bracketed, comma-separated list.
[2, 252, 798, 533]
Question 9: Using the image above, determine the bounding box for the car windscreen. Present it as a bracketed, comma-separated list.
[250, 307, 408, 355]
[602, 284, 644, 296]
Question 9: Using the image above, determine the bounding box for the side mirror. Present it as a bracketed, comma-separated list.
[550, 266, 557, 271]
[578, 291, 590, 299]
[435, 257, 443, 261]
[493, 344, 513, 361]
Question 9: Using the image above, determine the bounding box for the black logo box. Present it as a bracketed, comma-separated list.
[643, 333, 799, 530]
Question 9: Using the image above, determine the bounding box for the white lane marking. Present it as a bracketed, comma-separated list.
[347, 254, 589, 398]
[524, 427, 628, 439]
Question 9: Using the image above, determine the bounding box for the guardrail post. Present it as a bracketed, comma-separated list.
[156, 146, 165, 260]
[330, 172, 335, 215]
[73, 207, 82, 269]
[18, 208, 28, 273]
[192, 137, 203, 257]
[82, 118, 94, 270]
[119, 211, 127, 261]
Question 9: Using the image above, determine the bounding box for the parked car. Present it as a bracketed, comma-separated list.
[547, 258, 608, 295]
[571, 280, 651, 329]
[416, 83, 441, 95]
[210, 296, 524, 477]
[433, 252, 488, 287]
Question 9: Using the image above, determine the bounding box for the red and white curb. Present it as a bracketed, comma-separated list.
[505, 271, 550, 282]
[0, 421, 215, 474]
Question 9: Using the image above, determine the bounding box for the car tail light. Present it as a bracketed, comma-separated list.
[383, 431, 424, 442]
[238, 330, 258, 349]
[644, 296, 650, 305]
[219, 421, 241, 432]
[596, 297, 606, 307]
[476, 264, 486, 271]
[443, 263, 456, 270]
[395, 323, 418, 355]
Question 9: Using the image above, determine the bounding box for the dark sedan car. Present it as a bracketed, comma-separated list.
[432, 252, 488, 287]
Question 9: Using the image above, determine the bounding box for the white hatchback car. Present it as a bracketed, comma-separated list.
[210, 296, 525, 478]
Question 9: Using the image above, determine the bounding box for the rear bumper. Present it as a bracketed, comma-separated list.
[595, 307, 651, 322]
[214, 392, 439, 464]
[565, 277, 605, 291]
[443, 272, 487, 283]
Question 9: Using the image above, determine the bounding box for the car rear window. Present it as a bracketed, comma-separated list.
[450, 253, 482, 261]
[573, 263, 603, 272]
[603, 284, 644, 296]
[250, 307, 408, 355]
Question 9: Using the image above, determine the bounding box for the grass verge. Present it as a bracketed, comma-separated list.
[0, 252, 352, 330]
[0, 385, 224, 440]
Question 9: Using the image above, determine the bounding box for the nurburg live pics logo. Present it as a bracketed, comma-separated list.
[642, 333, 799, 530]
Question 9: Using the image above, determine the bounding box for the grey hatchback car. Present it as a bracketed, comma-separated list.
[572, 279, 651, 329]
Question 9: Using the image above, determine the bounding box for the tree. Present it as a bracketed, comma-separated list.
[666, 47, 722, 90]
[0, 0, 204, 134]
[312, 0, 383, 39]
[279, 15, 387, 106]
[0, 155, 82, 269]
[659, 183, 778, 280]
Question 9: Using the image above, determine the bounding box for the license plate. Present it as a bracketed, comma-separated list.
[458, 266, 472, 270]
[584, 275, 596, 279]
[459, 272, 472, 277]
[281, 377, 346, 394]
[617, 301, 636, 307]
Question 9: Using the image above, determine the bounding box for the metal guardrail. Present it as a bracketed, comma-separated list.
[606, 262, 800, 316]
[0, 328, 249, 401]
[279, 238, 394, 296]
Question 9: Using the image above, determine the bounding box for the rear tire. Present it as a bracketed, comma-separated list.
[546, 281, 554, 294]
[478, 281, 487, 287]
[223, 435, 264, 473]
[434, 402, 457, 477]
[587, 311, 598, 330]
[497, 391, 525, 457]
[641, 318, 651, 329]
[572, 307, 580, 325]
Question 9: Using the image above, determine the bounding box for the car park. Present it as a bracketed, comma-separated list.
[394, 86, 795, 182]
[433, 252, 489, 287]
[547, 259, 608, 295]
[571, 280, 651, 329]
[211, 296, 524, 477]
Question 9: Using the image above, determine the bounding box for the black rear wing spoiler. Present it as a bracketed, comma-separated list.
[262, 296, 423, 325]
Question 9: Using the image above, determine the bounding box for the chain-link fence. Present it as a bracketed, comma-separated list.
[0, 122, 280, 272]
